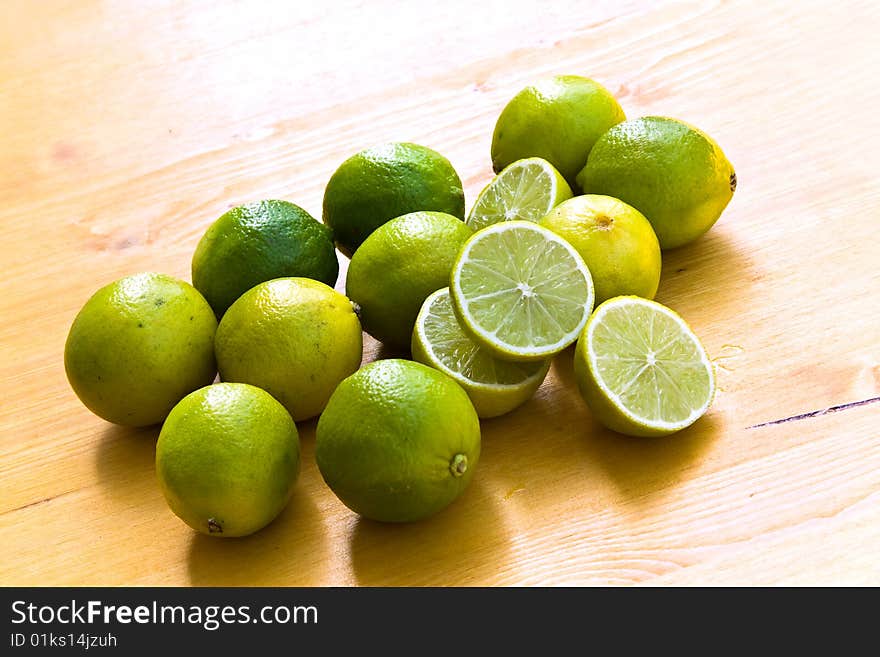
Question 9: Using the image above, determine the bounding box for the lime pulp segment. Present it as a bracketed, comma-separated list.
[467, 158, 572, 231]
[587, 298, 714, 429]
[452, 221, 594, 359]
[418, 288, 548, 388]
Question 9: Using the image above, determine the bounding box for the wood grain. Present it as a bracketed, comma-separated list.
[1, 0, 879, 586]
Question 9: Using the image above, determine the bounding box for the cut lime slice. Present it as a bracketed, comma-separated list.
[412, 288, 550, 418]
[450, 220, 594, 361]
[574, 296, 715, 437]
[467, 158, 573, 231]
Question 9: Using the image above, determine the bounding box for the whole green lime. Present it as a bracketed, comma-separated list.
[64, 273, 217, 426]
[316, 359, 481, 523]
[539, 194, 661, 305]
[345, 211, 472, 349]
[214, 277, 362, 422]
[322, 142, 465, 257]
[191, 200, 338, 317]
[577, 116, 736, 249]
[491, 75, 626, 191]
[156, 383, 300, 537]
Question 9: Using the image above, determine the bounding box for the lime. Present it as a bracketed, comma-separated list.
[156, 383, 300, 537]
[192, 200, 338, 317]
[491, 75, 625, 190]
[450, 221, 594, 361]
[316, 359, 480, 522]
[345, 211, 472, 349]
[539, 194, 661, 305]
[577, 116, 736, 249]
[323, 142, 465, 257]
[467, 157, 573, 231]
[64, 273, 217, 426]
[573, 296, 715, 437]
[413, 288, 550, 418]
[214, 277, 362, 422]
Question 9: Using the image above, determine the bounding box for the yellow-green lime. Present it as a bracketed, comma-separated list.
[192, 200, 338, 317]
[215, 277, 362, 421]
[573, 296, 715, 437]
[450, 220, 594, 361]
[64, 272, 217, 427]
[346, 211, 472, 349]
[323, 142, 465, 257]
[156, 383, 300, 537]
[467, 157, 573, 231]
[539, 194, 661, 305]
[413, 288, 550, 418]
[316, 359, 480, 523]
[577, 116, 736, 249]
[491, 75, 626, 190]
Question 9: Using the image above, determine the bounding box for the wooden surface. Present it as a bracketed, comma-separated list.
[2, 0, 879, 587]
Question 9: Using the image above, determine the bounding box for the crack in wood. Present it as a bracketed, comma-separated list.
[747, 395, 880, 429]
[2, 489, 79, 516]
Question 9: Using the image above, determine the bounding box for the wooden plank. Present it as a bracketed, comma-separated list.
[1, 0, 879, 586]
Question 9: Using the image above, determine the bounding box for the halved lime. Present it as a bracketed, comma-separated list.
[574, 296, 715, 437]
[413, 288, 550, 418]
[467, 158, 573, 231]
[450, 220, 594, 361]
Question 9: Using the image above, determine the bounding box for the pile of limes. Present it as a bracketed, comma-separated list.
[65, 74, 734, 537]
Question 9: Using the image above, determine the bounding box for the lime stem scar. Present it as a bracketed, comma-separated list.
[450, 453, 468, 477]
[595, 214, 613, 229]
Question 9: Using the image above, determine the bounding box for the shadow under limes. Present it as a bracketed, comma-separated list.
[349, 478, 511, 586]
[549, 348, 722, 502]
[93, 423, 160, 502]
[187, 487, 328, 586]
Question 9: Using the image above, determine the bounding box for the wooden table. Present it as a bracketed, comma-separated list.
[2, 0, 879, 586]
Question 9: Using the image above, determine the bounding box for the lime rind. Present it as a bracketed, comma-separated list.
[413, 288, 550, 417]
[467, 158, 573, 231]
[584, 296, 715, 434]
[451, 221, 594, 361]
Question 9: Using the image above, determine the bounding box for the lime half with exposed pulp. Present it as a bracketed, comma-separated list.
[467, 157, 572, 231]
[413, 288, 550, 418]
[574, 296, 715, 437]
[450, 221, 594, 361]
